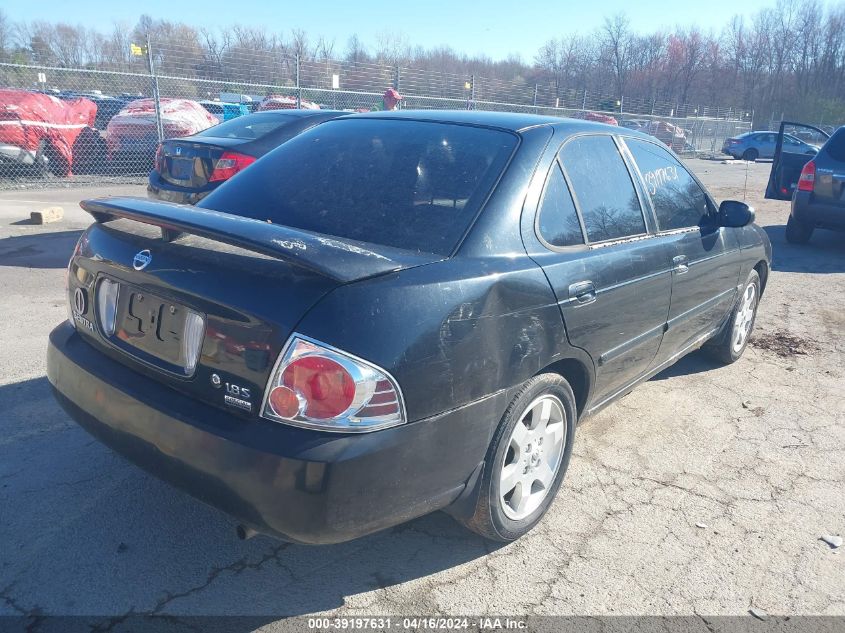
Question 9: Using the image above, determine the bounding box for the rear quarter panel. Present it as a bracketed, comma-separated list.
[295, 256, 570, 425]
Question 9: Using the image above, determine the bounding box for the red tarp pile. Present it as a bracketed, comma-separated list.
[106, 98, 218, 155]
[0, 89, 96, 176]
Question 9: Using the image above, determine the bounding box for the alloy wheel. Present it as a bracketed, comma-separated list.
[499, 395, 567, 521]
[732, 283, 757, 353]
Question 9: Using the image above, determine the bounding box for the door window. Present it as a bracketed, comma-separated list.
[537, 163, 584, 248]
[560, 135, 646, 242]
[627, 138, 711, 231]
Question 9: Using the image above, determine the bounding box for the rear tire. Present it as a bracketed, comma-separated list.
[459, 374, 576, 542]
[742, 148, 758, 162]
[785, 214, 813, 244]
[704, 270, 760, 365]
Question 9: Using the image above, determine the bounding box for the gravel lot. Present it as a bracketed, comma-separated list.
[0, 159, 842, 624]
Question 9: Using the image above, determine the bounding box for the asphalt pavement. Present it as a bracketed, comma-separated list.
[0, 161, 842, 624]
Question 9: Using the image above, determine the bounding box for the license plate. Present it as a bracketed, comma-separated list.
[114, 285, 194, 368]
[170, 157, 193, 180]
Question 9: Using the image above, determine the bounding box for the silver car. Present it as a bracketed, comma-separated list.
[723, 131, 818, 161]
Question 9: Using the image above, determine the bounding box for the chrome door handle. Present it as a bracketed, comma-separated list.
[672, 255, 689, 274]
[568, 280, 596, 304]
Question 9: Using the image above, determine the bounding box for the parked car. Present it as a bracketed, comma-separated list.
[644, 120, 688, 152]
[723, 130, 818, 161]
[198, 100, 250, 123]
[257, 94, 320, 111]
[148, 109, 345, 204]
[765, 122, 843, 243]
[571, 110, 618, 126]
[106, 98, 218, 169]
[48, 111, 771, 544]
[0, 88, 97, 176]
[620, 118, 648, 131]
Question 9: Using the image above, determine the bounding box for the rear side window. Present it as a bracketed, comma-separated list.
[537, 164, 584, 247]
[824, 128, 845, 162]
[560, 135, 645, 242]
[627, 138, 711, 231]
[195, 112, 296, 139]
[201, 119, 517, 255]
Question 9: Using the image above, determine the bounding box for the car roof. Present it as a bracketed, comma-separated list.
[343, 109, 629, 135]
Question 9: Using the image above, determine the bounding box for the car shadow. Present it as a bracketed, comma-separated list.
[0, 376, 501, 623]
[763, 225, 845, 274]
[0, 230, 83, 269]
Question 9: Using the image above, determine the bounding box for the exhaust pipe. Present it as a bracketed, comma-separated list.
[236, 524, 258, 540]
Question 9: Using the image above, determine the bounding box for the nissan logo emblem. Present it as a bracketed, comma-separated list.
[73, 287, 87, 314]
[133, 249, 152, 271]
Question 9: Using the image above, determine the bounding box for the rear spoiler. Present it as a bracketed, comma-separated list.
[81, 197, 439, 284]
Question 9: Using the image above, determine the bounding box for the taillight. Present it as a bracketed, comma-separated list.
[728, 139, 741, 145]
[797, 160, 816, 192]
[209, 151, 256, 182]
[261, 335, 406, 432]
[154, 143, 163, 171]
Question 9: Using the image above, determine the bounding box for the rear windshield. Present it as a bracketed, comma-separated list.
[823, 128, 845, 162]
[200, 118, 517, 255]
[195, 112, 296, 140]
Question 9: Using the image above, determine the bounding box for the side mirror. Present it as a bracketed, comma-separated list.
[719, 200, 755, 227]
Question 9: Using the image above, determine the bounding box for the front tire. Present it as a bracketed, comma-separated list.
[459, 374, 576, 542]
[785, 214, 813, 244]
[704, 270, 760, 364]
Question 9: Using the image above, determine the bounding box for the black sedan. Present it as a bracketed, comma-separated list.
[49, 111, 771, 544]
[147, 109, 344, 204]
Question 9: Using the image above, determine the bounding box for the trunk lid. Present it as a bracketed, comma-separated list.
[70, 197, 440, 419]
[157, 138, 237, 187]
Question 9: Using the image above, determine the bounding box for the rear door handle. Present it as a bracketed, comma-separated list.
[568, 280, 596, 304]
[672, 255, 689, 274]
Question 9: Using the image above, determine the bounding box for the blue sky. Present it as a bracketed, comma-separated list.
[5, 0, 778, 61]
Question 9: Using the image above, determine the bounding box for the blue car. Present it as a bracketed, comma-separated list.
[723, 130, 818, 161]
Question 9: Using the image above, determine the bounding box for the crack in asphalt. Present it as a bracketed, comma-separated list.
[150, 543, 293, 615]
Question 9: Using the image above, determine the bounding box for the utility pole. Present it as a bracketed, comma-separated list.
[146, 34, 164, 143]
[146, 35, 164, 143]
[295, 55, 301, 109]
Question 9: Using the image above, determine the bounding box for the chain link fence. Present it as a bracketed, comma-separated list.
[0, 59, 751, 191]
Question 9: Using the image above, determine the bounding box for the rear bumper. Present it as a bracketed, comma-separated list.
[47, 322, 502, 544]
[792, 192, 845, 231]
[147, 171, 217, 205]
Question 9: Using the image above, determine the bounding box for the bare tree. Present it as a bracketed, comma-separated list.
[601, 13, 633, 97]
[345, 34, 368, 63]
